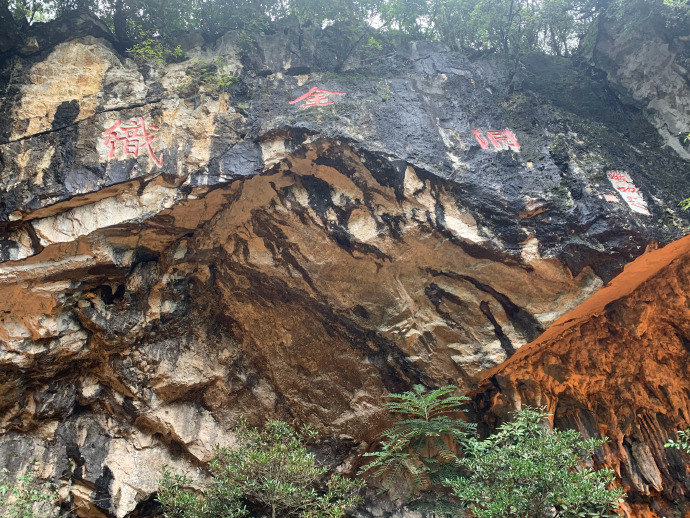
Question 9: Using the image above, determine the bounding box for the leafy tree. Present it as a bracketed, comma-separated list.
[444, 408, 625, 518]
[285, 0, 383, 25]
[605, 0, 689, 38]
[0, 468, 60, 518]
[358, 384, 475, 498]
[5, 0, 48, 23]
[372, 0, 603, 56]
[4, 0, 682, 62]
[425, 0, 479, 51]
[157, 419, 363, 518]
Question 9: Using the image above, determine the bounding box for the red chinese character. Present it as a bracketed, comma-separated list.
[289, 87, 346, 108]
[608, 171, 628, 182]
[486, 129, 520, 150]
[472, 129, 489, 149]
[616, 186, 637, 193]
[103, 117, 163, 168]
[627, 196, 648, 211]
[303, 92, 333, 106]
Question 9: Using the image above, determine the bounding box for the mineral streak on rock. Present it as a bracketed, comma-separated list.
[470, 234, 690, 518]
[0, 12, 688, 518]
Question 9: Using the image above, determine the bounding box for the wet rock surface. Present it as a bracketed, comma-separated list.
[0, 15, 688, 517]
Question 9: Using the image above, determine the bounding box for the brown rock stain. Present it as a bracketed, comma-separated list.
[471, 234, 690, 517]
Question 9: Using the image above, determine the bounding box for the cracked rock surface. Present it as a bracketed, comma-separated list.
[0, 13, 688, 518]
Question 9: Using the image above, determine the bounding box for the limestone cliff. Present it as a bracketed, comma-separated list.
[0, 13, 688, 518]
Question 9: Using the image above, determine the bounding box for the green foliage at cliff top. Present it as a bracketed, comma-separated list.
[4, 0, 688, 58]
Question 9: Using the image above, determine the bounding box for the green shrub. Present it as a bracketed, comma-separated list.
[124, 19, 186, 67]
[126, 40, 186, 67]
[444, 408, 625, 518]
[157, 419, 363, 518]
[157, 468, 213, 518]
[0, 468, 60, 518]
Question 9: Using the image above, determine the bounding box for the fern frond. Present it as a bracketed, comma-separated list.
[364, 383, 473, 501]
[433, 436, 458, 463]
[383, 456, 409, 490]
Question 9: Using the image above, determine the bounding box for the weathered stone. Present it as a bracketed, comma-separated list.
[593, 14, 690, 160]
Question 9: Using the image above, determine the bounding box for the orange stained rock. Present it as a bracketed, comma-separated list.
[483, 232, 690, 380]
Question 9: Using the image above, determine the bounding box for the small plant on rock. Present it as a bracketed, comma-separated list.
[375, 80, 392, 101]
[127, 38, 165, 66]
[177, 57, 238, 97]
[126, 39, 185, 67]
[124, 17, 187, 67]
[361, 37, 384, 60]
[665, 427, 690, 452]
[0, 467, 60, 518]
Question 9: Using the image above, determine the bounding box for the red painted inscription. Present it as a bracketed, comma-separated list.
[472, 129, 489, 149]
[472, 129, 520, 151]
[608, 171, 628, 182]
[103, 117, 163, 167]
[607, 170, 649, 215]
[290, 87, 346, 108]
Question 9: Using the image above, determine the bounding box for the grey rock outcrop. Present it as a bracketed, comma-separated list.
[593, 12, 690, 160]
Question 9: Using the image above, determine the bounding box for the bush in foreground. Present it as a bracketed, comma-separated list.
[0, 468, 60, 518]
[445, 408, 625, 518]
[158, 419, 363, 518]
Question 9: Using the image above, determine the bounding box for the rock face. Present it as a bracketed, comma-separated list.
[593, 12, 690, 161]
[470, 234, 690, 518]
[0, 14, 688, 518]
